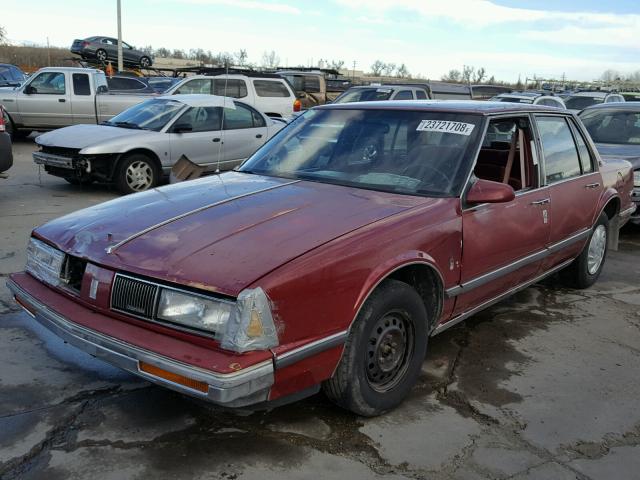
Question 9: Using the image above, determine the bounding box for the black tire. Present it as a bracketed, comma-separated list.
[561, 212, 609, 289]
[139, 56, 152, 68]
[96, 49, 108, 62]
[115, 153, 159, 194]
[323, 279, 428, 416]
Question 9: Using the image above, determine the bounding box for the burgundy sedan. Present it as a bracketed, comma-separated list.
[8, 102, 635, 416]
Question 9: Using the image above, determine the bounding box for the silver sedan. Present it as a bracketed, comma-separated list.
[33, 95, 285, 194]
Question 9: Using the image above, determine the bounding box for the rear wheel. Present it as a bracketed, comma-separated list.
[115, 153, 159, 194]
[323, 279, 428, 416]
[139, 56, 152, 68]
[96, 49, 108, 62]
[561, 213, 609, 289]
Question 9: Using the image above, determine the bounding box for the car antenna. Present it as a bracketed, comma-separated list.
[215, 64, 231, 174]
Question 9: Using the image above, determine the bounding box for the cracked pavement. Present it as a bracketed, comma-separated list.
[1, 139, 640, 479]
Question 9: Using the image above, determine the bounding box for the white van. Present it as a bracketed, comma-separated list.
[166, 73, 299, 119]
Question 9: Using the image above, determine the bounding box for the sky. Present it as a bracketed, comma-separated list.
[2, 0, 639, 82]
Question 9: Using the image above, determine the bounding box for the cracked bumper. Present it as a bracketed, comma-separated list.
[7, 278, 275, 407]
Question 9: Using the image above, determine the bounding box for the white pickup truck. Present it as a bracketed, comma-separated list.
[0, 67, 151, 138]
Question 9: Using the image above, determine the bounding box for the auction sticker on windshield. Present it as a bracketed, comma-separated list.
[416, 120, 475, 136]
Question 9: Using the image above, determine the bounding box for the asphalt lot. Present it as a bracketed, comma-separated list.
[1, 137, 639, 480]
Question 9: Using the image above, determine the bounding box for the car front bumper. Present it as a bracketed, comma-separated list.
[7, 277, 275, 407]
[33, 151, 76, 169]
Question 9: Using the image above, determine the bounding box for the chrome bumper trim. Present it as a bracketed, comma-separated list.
[7, 278, 274, 407]
[33, 151, 75, 169]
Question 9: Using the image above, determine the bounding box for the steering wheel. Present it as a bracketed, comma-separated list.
[402, 162, 453, 189]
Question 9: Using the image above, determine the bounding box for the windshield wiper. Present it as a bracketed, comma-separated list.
[112, 121, 143, 130]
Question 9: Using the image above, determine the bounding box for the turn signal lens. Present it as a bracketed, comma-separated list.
[293, 99, 302, 112]
[139, 362, 208, 393]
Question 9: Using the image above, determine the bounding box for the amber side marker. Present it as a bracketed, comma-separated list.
[14, 295, 36, 318]
[138, 362, 209, 393]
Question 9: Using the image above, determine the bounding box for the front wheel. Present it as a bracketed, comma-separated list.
[139, 56, 152, 68]
[96, 49, 108, 62]
[323, 279, 428, 416]
[115, 154, 159, 194]
[561, 212, 609, 289]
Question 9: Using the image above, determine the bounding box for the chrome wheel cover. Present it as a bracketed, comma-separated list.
[587, 224, 607, 275]
[125, 160, 153, 191]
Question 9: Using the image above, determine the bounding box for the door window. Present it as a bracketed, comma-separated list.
[537, 116, 582, 183]
[253, 80, 291, 98]
[304, 76, 321, 93]
[213, 79, 248, 98]
[176, 79, 212, 94]
[569, 120, 594, 173]
[173, 107, 222, 132]
[72, 73, 91, 95]
[475, 116, 537, 191]
[29, 72, 66, 94]
[415, 89, 428, 100]
[223, 103, 257, 130]
[394, 90, 414, 100]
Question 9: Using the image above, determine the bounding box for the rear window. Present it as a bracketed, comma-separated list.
[564, 96, 603, 110]
[580, 109, 640, 145]
[107, 77, 146, 91]
[334, 88, 393, 104]
[213, 79, 248, 98]
[72, 74, 91, 95]
[253, 80, 291, 98]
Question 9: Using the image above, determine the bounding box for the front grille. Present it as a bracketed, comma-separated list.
[40, 146, 81, 158]
[111, 275, 158, 319]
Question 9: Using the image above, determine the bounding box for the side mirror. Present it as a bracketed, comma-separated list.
[172, 123, 193, 133]
[96, 85, 108, 94]
[24, 85, 36, 94]
[466, 178, 515, 205]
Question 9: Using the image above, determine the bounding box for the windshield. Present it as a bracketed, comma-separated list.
[334, 88, 394, 104]
[105, 99, 184, 131]
[282, 75, 304, 92]
[580, 109, 640, 145]
[564, 96, 603, 110]
[239, 108, 483, 197]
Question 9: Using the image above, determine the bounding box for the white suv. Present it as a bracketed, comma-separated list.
[166, 74, 298, 119]
[491, 92, 566, 109]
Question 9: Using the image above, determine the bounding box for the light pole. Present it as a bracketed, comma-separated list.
[117, 0, 123, 72]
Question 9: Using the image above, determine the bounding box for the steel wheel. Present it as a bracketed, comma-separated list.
[366, 310, 414, 393]
[587, 224, 607, 275]
[125, 160, 154, 192]
[96, 49, 107, 62]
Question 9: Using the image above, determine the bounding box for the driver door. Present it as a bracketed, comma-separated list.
[168, 106, 224, 167]
[453, 115, 551, 316]
[17, 70, 71, 128]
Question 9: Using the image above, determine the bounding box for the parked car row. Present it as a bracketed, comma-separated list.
[7, 100, 636, 417]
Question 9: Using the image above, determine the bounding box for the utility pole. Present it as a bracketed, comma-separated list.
[352, 60, 356, 81]
[46, 37, 51, 66]
[117, 0, 123, 72]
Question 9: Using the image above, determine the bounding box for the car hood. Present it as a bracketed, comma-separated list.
[595, 143, 640, 170]
[34, 172, 434, 296]
[36, 124, 151, 150]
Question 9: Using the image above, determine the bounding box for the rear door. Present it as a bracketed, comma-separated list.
[535, 115, 601, 269]
[454, 115, 551, 315]
[70, 72, 96, 124]
[392, 89, 414, 100]
[220, 102, 268, 167]
[17, 70, 71, 127]
[168, 106, 223, 166]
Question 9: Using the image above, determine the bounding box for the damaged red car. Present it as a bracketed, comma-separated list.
[8, 102, 635, 416]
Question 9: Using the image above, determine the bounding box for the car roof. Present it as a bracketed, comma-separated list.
[580, 101, 640, 112]
[567, 91, 610, 98]
[156, 94, 236, 108]
[319, 100, 566, 114]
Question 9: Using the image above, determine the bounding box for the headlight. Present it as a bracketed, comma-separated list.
[25, 237, 65, 286]
[634, 170, 640, 187]
[156, 286, 278, 353]
[157, 289, 232, 339]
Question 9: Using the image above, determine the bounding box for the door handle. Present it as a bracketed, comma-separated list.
[58, 99, 66, 103]
[584, 182, 600, 189]
[255, 134, 263, 139]
[530, 198, 550, 205]
[212, 138, 221, 143]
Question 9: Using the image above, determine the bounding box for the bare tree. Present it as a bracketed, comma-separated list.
[0, 26, 7, 45]
[370, 60, 386, 76]
[462, 65, 475, 83]
[328, 59, 345, 70]
[234, 49, 248, 67]
[601, 69, 621, 82]
[383, 62, 396, 76]
[155, 47, 171, 58]
[396, 63, 409, 78]
[441, 69, 461, 82]
[172, 49, 185, 59]
[474, 67, 486, 83]
[261, 50, 280, 69]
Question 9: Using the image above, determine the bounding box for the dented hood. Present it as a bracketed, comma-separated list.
[34, 172, 431, 296]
